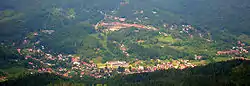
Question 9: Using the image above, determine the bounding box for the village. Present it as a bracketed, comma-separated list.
[16, 39, 249, 79]
[17, 45, 199, 79]
[216, 41, 249, 60]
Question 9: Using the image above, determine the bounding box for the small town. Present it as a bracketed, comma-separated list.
[14, 38, 249, 79]
[17, 45, 198, 79]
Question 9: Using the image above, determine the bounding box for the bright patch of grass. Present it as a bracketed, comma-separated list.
[169, 46, 185, 50]
[190, 60, 208, 65]
[155, 35, 174, 43]
[214, 57, 230, 62]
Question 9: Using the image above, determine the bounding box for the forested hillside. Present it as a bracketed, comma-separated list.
[116, 0, 250, 35]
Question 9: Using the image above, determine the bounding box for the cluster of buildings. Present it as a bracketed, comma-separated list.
[217, 41, 249, 55]
[180, 25, 196, 38]
[17, 46, 106, 78]
[159, 32, 169, 37]
[98, 59, 197, 75]
[119, 44, 130, 57]
[163, 24, 197, 39]
[120, 59, 197, 74]
[17, 44, 199, 79]
[217, 50, 240, 55]
[97, 22, 158, 32]
[136, 40, 145, 43]
[120, 59, 194, 71]
[106, 61, 129, 68]
[120, 0, 129, 6]
[104, 15, 127, 22]
[195, 55, 203, 60]
[95, 15, 158, 32]
[41, 30, 55, 34]
[134, 10, 144, 14]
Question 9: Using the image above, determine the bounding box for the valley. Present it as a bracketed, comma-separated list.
[0, 0, 250, 85]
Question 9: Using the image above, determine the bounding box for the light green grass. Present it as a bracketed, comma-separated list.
[214, 57, 231, 62]
[169, 46, 185, 50]
[155, 35, 175, 43]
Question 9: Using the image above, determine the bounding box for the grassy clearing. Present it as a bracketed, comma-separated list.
[169, 46, 185, 51]
[155, 35, 175, 43]
[190, 60, 208, 65]
[214, 57, 231, 62]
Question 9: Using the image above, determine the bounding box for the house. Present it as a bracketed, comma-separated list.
[119, 18, 126, 22]
[28, 62, 33, 65]
[106, 61, 129, 68]
[242, 49, 248, 53]
[195, 55, 202, 60]
[232, 57, 246, 60]
[71, 56, 80, 63]
[17, 48, 21, 54]
[63, 73, 68, 77]
[152, 11, 157, 14]
[140, 10, 144, 14]
[159, 32, 168, 36]
[120, 1, 129, 6]
[41, 30, 55, 34]
[136, 40, 145, 43]
[217, 50, 240, 55]
[134, 30, 140, 32]
[33, 32, 38, 36]
[163, 24, 168, 28]
[114, 17, 119, 20]
[28, 48, 33, 52]
[138, 66, 144, 70]
[25, 55, 32, 59]
[23, 39, 28, 44]
[120, 45, 127, 51]
[73, 62, 80, 65]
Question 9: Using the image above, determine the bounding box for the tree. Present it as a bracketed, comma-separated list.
[117, 66, 125, 72]
[160, 56, 167, 60]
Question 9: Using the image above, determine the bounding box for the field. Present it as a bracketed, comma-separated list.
[155, 35, 175, 43]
